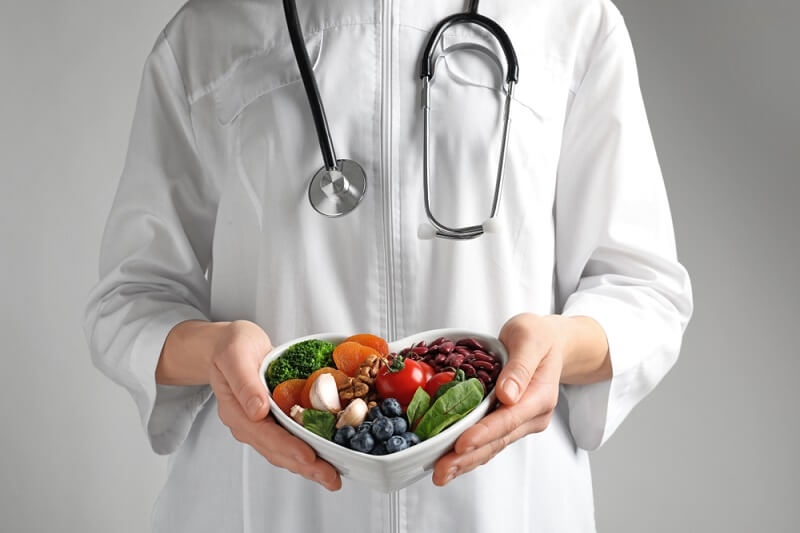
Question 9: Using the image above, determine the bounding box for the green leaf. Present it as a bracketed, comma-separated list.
[415, 378, 484, 440]
[431, 368, 466, 402]
[302, 409, 336, 440]
[406, 387, 431, 427]
[431, 381, 457, 403]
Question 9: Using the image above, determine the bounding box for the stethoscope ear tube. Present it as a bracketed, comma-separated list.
[419, 12, 518, 240]
[419, 12, 519, 84]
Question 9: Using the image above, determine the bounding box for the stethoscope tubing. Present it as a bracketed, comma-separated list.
[283, 0, 338, 171]
[283, 0, 518, 237]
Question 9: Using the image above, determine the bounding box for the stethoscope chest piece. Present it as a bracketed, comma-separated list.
[308, 159, 367, 217]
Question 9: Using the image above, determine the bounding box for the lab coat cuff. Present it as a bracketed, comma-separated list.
[560, 295, 672, 451]
[134, 306, 213, 455]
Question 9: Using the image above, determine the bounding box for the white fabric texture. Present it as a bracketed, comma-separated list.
[84, 0, 693, 531]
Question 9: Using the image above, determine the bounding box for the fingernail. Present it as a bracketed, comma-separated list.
[444, 466, 458, 484]
[503, 379, 520, 402]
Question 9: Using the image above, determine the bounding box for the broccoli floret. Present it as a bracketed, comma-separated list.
[265, 339, 336, 390]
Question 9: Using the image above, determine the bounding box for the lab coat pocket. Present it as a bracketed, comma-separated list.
[212, 32, 323, 125]
[211, 31, 325, 218]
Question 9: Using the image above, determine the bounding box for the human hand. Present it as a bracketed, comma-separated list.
[209, 320, 342, 491]
[431, 313, 565, 486]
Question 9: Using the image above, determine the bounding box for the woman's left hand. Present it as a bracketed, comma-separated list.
[431, 313, 569, 486]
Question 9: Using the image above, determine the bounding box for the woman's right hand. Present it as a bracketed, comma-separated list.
[159, 319, 341, 491]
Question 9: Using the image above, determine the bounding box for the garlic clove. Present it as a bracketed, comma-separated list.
[309, 373, 342, 413]
[335, 397, 368, 429]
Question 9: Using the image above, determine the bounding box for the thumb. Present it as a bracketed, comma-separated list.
[496, 314, 546, 405]
[215, 349, 272, 422]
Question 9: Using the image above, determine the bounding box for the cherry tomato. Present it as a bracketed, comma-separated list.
[375, 357, 429, 407]
[424, 371, 456, 398]
[418, 360, 435, 384]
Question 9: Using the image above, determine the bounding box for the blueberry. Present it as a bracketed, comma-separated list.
[357, 421, 373, 433]
[385, 435, 409, 453]
[401, 432, 421, 447]
[371, 417, 394, 441]
[380, 398, 403, 418]
[390, 416, 408, 435]
[367, 405, 385, 421]
[349, 430, 375, 453]
[333, 425, 356, 447]
[370, 441, 389, 455]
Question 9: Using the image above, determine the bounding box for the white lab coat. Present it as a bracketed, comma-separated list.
[84, 0, 693, 531]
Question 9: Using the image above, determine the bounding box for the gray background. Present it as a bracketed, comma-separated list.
[1, 0, 797, 531]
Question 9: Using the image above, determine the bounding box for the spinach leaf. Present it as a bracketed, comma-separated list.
[415, 378, 484, 440]
[302, 409, 336, 440]
[431, 368, 467, 403]
[431, 381, 457, 403]
[406, 387, 431, 428]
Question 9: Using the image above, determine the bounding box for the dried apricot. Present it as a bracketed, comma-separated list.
[333, 341, 382, 377]
[300, 367, 350, 408]
[343, 333, 390, 357]
[271, 378, 306, 415]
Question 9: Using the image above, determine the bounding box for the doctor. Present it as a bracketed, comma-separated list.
[85, 0, 693, 531]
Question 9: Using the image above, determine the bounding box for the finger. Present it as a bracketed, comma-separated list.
[496, 316, 551, 404]
[214, 341, 272, 421]
[249, 419, 342, 491]
[432, 411, 552, 485]
[212, 373, 312, 465]
[214, 383, 341, 490]
[454, 368, 559, 455]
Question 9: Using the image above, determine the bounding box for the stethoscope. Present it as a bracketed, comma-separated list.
[283, 0, 518, 240]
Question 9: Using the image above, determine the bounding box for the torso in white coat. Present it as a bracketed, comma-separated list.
[85, 0, 694, 531]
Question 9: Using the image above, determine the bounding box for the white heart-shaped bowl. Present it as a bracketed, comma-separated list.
[258, 328, 507, 492]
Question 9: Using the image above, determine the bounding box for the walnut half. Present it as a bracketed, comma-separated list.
[337, 353, 385, 402]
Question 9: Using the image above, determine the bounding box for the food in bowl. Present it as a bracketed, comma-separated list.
[265, 333, 503, 456]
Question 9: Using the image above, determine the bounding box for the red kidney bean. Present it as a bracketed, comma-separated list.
[457, 338, 485, 350]
[471, 360, 494, 372]
[477, 370, 492, 384]
[470, 351, 495, 363]
[454, 346, 471, 356]
[460, 363, 476, 377]
[445, 353, 464, 368]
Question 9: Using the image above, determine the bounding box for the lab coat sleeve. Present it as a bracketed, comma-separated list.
[83, 32, 216, 455]
[554, 20, 693, 451]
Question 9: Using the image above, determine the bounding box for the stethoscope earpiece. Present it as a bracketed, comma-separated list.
[481, 217, 501, 234]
